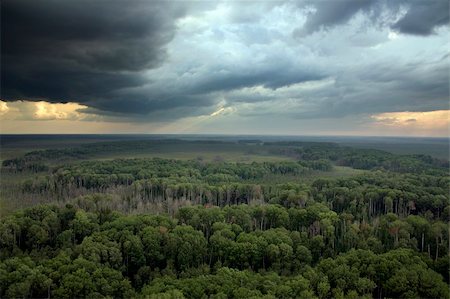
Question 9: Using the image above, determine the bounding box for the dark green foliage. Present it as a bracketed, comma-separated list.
[0, 202, 448, 298]
[268, 142, 448, 173]
[1, 139, 449, 298]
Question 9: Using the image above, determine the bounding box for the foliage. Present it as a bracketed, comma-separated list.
[1, 139, 449, 298]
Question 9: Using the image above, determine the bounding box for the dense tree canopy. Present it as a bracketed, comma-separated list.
[0, 203, 448, 298]
[1, 139, 448, 298]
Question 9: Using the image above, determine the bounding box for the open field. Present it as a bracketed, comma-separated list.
[2, 134, 448, 161]
[87, 142, 294, 163]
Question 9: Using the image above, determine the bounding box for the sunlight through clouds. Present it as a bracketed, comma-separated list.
[371, 110, 449, 127]
[0, 101, 9, 115]
[33, 102, 87, 120]
[0, 100, 90, 121]
[371, 110, 449, 136]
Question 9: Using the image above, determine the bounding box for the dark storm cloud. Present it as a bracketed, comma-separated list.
[1, 0, 193, 114]
[79, 95, 216, 122]
[296, 0, 449, 36]
[2, 0, 184, 72]
[1, 0, 448, 123]
[3, 60, 147, 102]
[296, 0, 377, 36]
[2, 0, 323, 117]
[84, 92, 216, 118]
[191, 66, 325, 94]
[392, 1, 449, 35]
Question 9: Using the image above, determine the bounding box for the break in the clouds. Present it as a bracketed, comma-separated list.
[1, 0, 449, 135]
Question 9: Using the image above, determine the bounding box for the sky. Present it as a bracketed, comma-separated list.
[1, 0, 449, 136]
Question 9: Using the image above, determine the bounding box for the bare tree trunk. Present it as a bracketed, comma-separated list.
[435, 237, 439, 261]
[421, 233, 424, 252]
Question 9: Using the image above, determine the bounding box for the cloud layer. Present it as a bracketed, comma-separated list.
[1, 0, 449, 135]
[2, 0, 186, 107]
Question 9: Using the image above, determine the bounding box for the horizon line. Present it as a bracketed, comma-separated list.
[0, 133, 448, 139]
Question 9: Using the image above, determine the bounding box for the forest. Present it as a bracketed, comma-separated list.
[0, 138, 449, 298]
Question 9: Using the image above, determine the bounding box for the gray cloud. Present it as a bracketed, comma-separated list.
[1, 0, 448, 126]
[295, 0, 448, 36]
[191, 65, 325, 94]
[296, 0, 377, 36]
[392, 1, 449, 35]
[229, 53, 449, 120]
[316, 59, 448, 117]
[1, 0, 191, 113]
[2, 0, 185, 72]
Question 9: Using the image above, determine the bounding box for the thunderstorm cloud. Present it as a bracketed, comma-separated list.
[1, 0, 448, 132]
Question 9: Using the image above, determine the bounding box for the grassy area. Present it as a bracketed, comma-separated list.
[92, 149, 293, 163]
[2, 135, 448, 161]
[1, 137, 294, 163]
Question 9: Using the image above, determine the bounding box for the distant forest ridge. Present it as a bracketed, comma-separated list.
[2, 138, 449, 174]
[1, 134, 448, 159]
